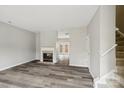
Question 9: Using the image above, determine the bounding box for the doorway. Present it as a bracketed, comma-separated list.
[56, 31, 70, 65]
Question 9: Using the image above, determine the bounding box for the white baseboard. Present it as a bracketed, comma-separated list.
[89, 68, 100, 88]
[94, 69, 116, 88]
[89, 69, 95, 78]
[70, 63, 88, 67]
[0, 57, 35, 71]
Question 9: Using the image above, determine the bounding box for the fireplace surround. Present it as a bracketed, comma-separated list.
[40, 47, 57, 64]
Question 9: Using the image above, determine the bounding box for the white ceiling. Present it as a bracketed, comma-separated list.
[0, 5, 98, 32]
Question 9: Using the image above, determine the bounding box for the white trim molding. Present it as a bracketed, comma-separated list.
[100, 44, 117, 57]
[117, 30, 124, 37]
[116, 27, 124, 37]
[40, 47, 57, 64]
[0, 57, 35, 71]
[94, 69, 116, 88]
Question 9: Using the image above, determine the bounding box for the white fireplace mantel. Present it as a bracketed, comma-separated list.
[40, 47, 57, 64]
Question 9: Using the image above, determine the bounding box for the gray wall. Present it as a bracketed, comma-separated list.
[88, 5, 116, 79]
[100, 6, 116, 77]
[36, 32, 40, 60]
[68, 28, 89, 67]
[0, 22, 36, 70]
[88, 7, 100, 79]
[36, 27, 90, 67]
[40, 30, 57, 47]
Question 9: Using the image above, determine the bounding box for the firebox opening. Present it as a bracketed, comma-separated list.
[43, 53, 53, 62]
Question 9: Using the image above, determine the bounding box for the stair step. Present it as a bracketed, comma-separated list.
[116, 33, 120, 37]
[116, 33, 124, 37]
[116, 66, 124, 72]
[116, 71, 124, 76]
[116, 62, 124, 66]
[116, 70, 124, 80]
[116, 35, 123, 39]
[117, 58, 124, 62]
[116, 58, 124, 66]
[116, 34, 124, 41]
[117, 41, 124, 46]
[116, 39, 124, 42]
[106, 79, 124, 88]
[116, 57, 124, 61]
[117, 39, 124, 42]
[116, 46, 124, 51]
[116, 52, 124, 58]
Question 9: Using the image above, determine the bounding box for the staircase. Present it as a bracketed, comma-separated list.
[110, 31, 124, 88]
[103, 31, 124, 88]
[95, 30, 124, 88]
[116, 31, 124, 66]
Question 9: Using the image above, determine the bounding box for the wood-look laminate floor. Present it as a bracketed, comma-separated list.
[0, 61, 93, 88]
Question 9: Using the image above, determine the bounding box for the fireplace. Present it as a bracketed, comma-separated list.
[40, 47, 57, 64]
[43, 53, 53, 62]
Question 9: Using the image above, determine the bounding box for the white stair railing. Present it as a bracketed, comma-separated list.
[116, 28, 124, 37]
[101, 44, 117, 57]
[100, 28, 122, 57]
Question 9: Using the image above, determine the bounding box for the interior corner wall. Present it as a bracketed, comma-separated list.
[87, 7, 101, 79]
[0, 22, 36, 70]
[36, 32, 40, 60]
[100, 6, 116, 77]
[68, 28, 89, 67]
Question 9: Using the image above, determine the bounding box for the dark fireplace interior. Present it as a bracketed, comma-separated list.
[43, 53, 53, 62]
